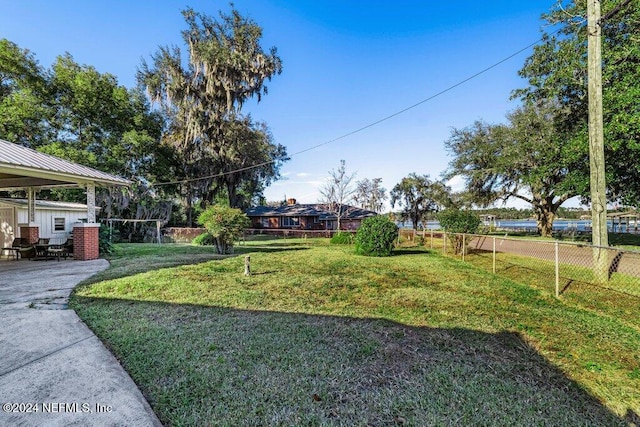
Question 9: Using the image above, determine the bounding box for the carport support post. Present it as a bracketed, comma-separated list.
[27, 187, 35, 222]
[21, 188, 39, 245]
[69, 183, 101, 261]
[73, 223, 101, 261]
[86, 183, 96, 224]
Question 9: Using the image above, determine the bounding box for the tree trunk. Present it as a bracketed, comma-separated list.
[534, 204, 555, 237]
[186, 198, 193, 228]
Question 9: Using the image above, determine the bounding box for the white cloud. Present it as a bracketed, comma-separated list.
[446, 175, 466, 193]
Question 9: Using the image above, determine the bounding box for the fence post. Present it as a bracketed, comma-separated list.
[462, 233, 466, 261]
[492, 236, 496, 274]
[555, 241, 559, 298]
[443, 232, 447, 255]
[430, 229, 433, 249]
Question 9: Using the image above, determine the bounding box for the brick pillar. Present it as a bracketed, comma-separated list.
[19, 223, 39, 244]
[73, 223, 101, 261]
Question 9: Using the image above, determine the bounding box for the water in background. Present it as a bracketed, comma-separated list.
[400, 219, 637, 233]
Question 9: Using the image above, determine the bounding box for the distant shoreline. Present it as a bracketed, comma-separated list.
[399, 219, 638, 233]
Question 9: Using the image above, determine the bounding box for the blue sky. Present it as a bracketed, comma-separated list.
[0, 1, 562, 209]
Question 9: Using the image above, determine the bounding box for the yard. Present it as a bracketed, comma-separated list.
[70, 239, 640, 426]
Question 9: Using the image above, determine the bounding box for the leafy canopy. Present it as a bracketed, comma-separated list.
[514, 0, 640, 205]
[138, 5, 286, 217]
[445, 102, 578, 237]
[390, 174, 451, 230]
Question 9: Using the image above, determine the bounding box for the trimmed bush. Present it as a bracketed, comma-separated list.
[355, 215, 398, 257]
[197, 205, 250, 254]
[193, 232, 216, 246]
[331, 231, 355, 245]
[437, 209, 481, 254]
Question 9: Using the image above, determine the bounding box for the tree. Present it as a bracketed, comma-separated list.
[354, 178, 387, 213]
[514, 0, 640, 205]
[0, 39, 176, 231]
[207, 117, 288, 210]
[319, 160, 356, 230]
[0, 39, 51, 147]
[197, 204, 250, 254]
[444, 102, 579, 237]
[437, 209, 481, 255]
[138, 6, 285, 221]
[390, 174, 450, 230]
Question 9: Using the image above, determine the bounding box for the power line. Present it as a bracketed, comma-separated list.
[152, 30, 560, 188]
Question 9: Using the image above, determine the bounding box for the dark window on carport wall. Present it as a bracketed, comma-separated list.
[53, 217, 65, 232]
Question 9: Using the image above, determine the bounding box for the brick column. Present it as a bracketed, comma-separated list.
[19, 222, 39, 243]
[73, 223, 101, 261]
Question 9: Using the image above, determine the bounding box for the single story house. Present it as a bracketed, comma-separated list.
[245, 198, 377, 231]
[0, 198, 96, 248]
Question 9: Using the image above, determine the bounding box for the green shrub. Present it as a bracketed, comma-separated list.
[99, 224, 113, 255]
[437, 209, 481, 254]
[330, 231, 355, 245]
[197, 205, 250, 254]
[355, 215, 398, 257]
[193, 232, 216, 246]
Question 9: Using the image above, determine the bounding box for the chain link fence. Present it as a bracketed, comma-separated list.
[418, 231, 640, 298]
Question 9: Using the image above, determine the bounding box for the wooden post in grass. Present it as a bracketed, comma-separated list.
[430, 229, 434, 249]
[443, 232, 447, 255]
[244, 255, 251, 276]
[462, 234, 466, 262]
[492, 236, 496, 274]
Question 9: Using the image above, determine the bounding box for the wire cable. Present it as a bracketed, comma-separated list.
[151, 29, 562, 187]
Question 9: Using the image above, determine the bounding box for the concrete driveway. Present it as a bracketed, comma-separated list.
[0, 259, 162, 427]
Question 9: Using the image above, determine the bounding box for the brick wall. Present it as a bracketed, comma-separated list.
[162, 227, 206, 243]
[73, 224, 100, 260]
[19, 224, 39, 243]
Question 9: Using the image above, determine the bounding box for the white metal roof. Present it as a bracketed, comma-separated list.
[0, 139, 130, 190]
[0, 198, 98, 211]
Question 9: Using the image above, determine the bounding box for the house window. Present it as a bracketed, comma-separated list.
[260, 217, 270, 228]
[53, 217, 66, 232]
[281, 216, 300, 227]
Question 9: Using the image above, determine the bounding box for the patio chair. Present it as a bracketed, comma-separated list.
[34, 238, 51, 259]
[2, 238, 23, 260]
[47, 238, 73, 261]
[2, 238, 34, 260]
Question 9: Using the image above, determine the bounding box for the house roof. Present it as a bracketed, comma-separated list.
[0, 198, 96, 212]
[245, 204, 377, 220]
[0, 139, 130, 190]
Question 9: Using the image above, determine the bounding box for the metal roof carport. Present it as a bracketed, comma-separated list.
[0, 139, 130, 260]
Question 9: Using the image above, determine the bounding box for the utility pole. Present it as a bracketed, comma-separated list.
[587, 0, 609, 282]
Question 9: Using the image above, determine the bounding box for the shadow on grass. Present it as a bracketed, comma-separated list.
[391, 249, 434, 256]
[235, 245, 311, 253]
[71, 297, 635, 427]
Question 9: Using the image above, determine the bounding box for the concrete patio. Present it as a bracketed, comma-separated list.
[0, 258, 162, 426]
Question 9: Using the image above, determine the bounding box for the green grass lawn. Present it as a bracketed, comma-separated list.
[70, 241, 640, 426]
